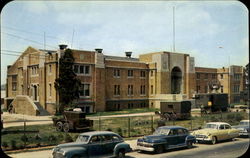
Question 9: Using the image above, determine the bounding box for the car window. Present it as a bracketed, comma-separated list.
[112, 135, 121, 142]
[219, 125, 225, 130]
[76, 135, 89, 142]
[183, 129, 189, 134]
[103, 135, 113, 142]
[177, 129, 184, 135]
[225, 125, 231, 129]
[89, 136, 102, 143]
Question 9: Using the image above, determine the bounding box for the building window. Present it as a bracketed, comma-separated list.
[21, 85, 24, 95]
[49, 84, 52, 96]
[74, 65, 90, 75]
[12, 75, 17, 91]
[79, 84, 90, 97]
[204, 74, 208, 79]
[196, 85, 200, 93]
[221, 86, 224, 93]
[196, 73, 200, 79]
[205, 86, 208, 93]
[212, 74, 216, 79]
[234, 74, 241, 80]
[151, 70, 154, 77]
[48, 64, 52, 74]
[220, 74, 223, 79]
[114, 69, 120, 77]
[151, 85, 154, 94]
[128, 103, 133, 109]
[140, 71, 146, 77]
[233, 85, 240, 93]
[128, 85, 133, 95]
[31, 65, 39, 75]
[140, 85, 146, 95]
[128, 70, 133, 77]
[114, 85, 120, 95]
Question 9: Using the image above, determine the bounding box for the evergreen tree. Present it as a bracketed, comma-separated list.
[54, 49, 81, 113]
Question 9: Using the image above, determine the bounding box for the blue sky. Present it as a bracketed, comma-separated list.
[1, 1, 249, 84]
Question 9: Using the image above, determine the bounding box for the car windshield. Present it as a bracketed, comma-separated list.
[153, 128, 170, 135]
[205, 124, 218, 129]
[76, 135, 89, 142]
[240, 121, 249, 126]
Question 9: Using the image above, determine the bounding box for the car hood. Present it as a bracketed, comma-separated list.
[192, 129, 217, 135]
[139, 135, 167, 142]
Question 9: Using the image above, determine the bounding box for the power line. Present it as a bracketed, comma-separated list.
[2, 32, 58, 49]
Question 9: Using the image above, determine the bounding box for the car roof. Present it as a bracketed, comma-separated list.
[206, 122, 230, 125]
[158, 126, 187, 130]
[79, 131, 119, 136]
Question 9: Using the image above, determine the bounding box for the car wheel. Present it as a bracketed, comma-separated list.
[56, 122, 63, 132]
[187, 141, 193, 149]
[63, 122, 70, 132]
[116, 149, 125, 158]
[155, 145, 164, 154]
[211, 136, 217, 145]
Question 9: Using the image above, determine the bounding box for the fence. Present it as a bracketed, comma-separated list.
[92, 112, 249, 138]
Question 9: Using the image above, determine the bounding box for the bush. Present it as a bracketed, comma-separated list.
[48, 135, 57, 141]
[1, 141, 8, 148]
[21, 135, 28, 142]
[10, 140, 17, 150]
[117, 128, 123, 137]
[64, 133, 73, 142]
[34, 134, 42, 140]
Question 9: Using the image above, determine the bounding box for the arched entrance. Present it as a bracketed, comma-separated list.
[171, 67, 182, 94]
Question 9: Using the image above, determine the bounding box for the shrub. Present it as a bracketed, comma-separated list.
[10, 140, 17, 150]
[64, 133, 73, 142]
[117, 128, 123, 137]
[1, 141, 8, 148]
[34, 134, 42, 140]
[48, 135, 57, 141]
[21, 135, 28, 142]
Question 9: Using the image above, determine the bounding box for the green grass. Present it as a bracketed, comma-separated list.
[86, 108, 159, 117]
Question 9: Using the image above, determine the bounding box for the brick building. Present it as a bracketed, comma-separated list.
[5, 45, 245, 115]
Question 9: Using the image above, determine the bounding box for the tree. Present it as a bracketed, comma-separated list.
[54, 49, 81, 113]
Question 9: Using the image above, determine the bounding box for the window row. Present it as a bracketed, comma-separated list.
[73, 65, 90, 75]
[113, 85, 146, 96]
[113, 69, 146, 78]
[196, 73, 217, 79]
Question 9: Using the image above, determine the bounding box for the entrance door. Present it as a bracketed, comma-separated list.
[171, 67, 182, 94]
[34, 85, 37, 101]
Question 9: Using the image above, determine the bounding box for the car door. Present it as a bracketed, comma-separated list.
[102, 134, 121, 155]
[226, 124, 238, 139]
[87, 135, 105, 156]
[177, 128, 188, 145]
[167, 129, 179, 147]
[218, 124, 226, 140]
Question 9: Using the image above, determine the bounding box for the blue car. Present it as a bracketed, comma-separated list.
[137, 126, 196, 154]
[232, 120, 250, 137]
[52, 131, 132, 158]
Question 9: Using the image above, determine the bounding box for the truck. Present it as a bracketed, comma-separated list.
[156, 100, 192, 121]
[52, 111, 93, 132]
[193, 93, 229, 114]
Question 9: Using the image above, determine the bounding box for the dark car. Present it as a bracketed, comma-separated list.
[232, 120, 250, 137]
[52, 131, 132, 158]
[137, 126, 196, 154]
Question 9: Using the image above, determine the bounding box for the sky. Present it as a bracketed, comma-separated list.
[1, 0, 249, 84]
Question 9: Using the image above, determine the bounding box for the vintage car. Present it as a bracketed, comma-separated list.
[52, 131, 132, 158]
[232, 120, 250, 137]
[137, 126, 196, 154]
[191, 122, 240, 144]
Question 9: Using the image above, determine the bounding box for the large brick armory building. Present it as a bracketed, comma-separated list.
[5, 45, 245, 115]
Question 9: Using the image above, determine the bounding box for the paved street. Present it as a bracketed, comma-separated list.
[6, 138, 249, 158]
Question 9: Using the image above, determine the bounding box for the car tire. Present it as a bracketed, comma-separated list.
[56, 122, 63, 132]
[155, 145, 164, 154]
[211, 136, 217, 145]
[187, 141, 193, 149]
[63, 122, 70, 132]
[116, 149, 125, 158]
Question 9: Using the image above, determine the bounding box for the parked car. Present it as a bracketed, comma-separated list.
[137, 126, 196, 154]
[232, 120, 250, 137]
[191, 122, 240, 144]
[52, 131, 132, 158]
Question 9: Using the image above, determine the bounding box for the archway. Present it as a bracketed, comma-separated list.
[171, 67, 182, 94]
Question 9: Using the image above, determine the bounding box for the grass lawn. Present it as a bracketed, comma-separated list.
[86, 108, 159, 117]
